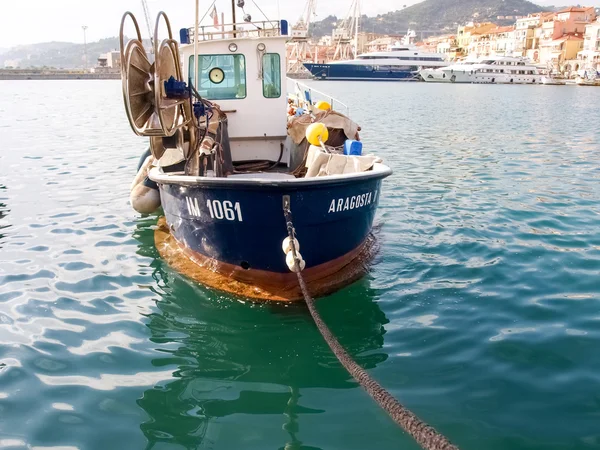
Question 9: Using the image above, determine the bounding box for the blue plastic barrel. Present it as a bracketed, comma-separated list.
[343, 140, 363, 156]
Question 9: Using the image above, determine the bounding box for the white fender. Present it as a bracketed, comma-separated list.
[130, 155, 161, 214]
[130, 184, 161, 214]
[286, 251, 306, 272]
[282, 237, 300, 255]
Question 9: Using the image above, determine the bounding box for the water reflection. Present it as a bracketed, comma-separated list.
[135, 219, 389, 449]
[0, 184, 9, 248]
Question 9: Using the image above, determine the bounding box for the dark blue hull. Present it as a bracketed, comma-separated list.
[158, 172, 389, 276]
[304, 63, 419, 81]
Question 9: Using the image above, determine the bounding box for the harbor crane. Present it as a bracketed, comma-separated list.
[287, 0, 318, 73]
[332, 0, 361, 61]
[141, 0, 154, 54]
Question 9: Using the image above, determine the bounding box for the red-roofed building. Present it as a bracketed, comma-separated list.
[419, 34, 457, 57]
[467, 25, 516, 57]
[540, 33, 585, 66]
[541, 6, 595, 41]
[556, 6, 597, 16]
[489, 26, 517, 56]
[537, 6, 596, 64]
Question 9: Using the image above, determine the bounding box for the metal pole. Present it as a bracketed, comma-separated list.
[82, 26, 88, 71]
[232, 0, 237, 32]
[194, 0, 199, 92]
[354, 0, 360, 59]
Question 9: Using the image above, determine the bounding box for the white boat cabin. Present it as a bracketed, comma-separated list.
[179, 21, 290, 164]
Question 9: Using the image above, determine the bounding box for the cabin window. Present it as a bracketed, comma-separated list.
[262, 53, 281, 98]
[189, 54, 247, 100]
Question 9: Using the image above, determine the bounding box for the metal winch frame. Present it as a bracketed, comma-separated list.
[119, 11, 197, 162]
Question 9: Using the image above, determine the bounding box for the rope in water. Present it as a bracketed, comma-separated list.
[282, 196, 459, 450]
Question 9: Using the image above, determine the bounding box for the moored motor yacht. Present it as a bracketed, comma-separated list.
[421, 56, 544, 84]
[304, 30, 448, 81]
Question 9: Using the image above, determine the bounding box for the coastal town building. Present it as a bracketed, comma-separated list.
[456, 22, 497, 57]
[418, 34, 457, 57]
[418, 5, 598, 68]
[434, 36, 456, 54]
[513, 13, 550, 56]
[535, 7, 595, 65]
[365, 36, 396, 52]
[538, 7, 594, 41]
[489, 26, 517, 56]
[464, 25, 515, 58]
[540, 34, 584, 67]
[578, 17, 600, 69]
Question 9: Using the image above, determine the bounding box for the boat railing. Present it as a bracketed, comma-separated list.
[186, 21, 284, 42]
[287, 79, 350, 116]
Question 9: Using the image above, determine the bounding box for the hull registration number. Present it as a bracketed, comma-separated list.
[185, 197, 243, 222]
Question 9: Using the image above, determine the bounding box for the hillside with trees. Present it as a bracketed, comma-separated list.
[0, 38, 122, 69]
[311, 0, 549, 36]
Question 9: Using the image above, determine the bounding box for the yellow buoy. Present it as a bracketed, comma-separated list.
[315, 100, 331, 111]
[305, 122, 329, 146]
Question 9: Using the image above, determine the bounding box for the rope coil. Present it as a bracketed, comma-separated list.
[282, 195, 459, 450]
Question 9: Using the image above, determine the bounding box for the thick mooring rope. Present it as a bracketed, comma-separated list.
[282, 196, 459, 450]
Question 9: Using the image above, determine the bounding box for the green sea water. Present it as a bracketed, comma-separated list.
[1, 80, 600, 450]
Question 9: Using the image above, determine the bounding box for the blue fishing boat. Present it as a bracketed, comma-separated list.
[122, 1, 391, 299]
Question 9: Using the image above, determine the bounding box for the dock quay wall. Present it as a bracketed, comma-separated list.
[0, 71, 120, 80]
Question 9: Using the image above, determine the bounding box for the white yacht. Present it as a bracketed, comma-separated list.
[420, 56, 545, 84]
[304, 31, 448, 81]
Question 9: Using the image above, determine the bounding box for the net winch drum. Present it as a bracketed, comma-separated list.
[119, 11, 194, 160]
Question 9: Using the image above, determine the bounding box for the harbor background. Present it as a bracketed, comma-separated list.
[1, 79, 600, 449]
[3, 2, 600, 80]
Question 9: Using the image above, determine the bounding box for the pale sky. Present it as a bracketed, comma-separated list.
[0, 0, 418, 48]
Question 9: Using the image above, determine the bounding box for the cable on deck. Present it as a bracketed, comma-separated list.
[282, 195, 459, 450]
